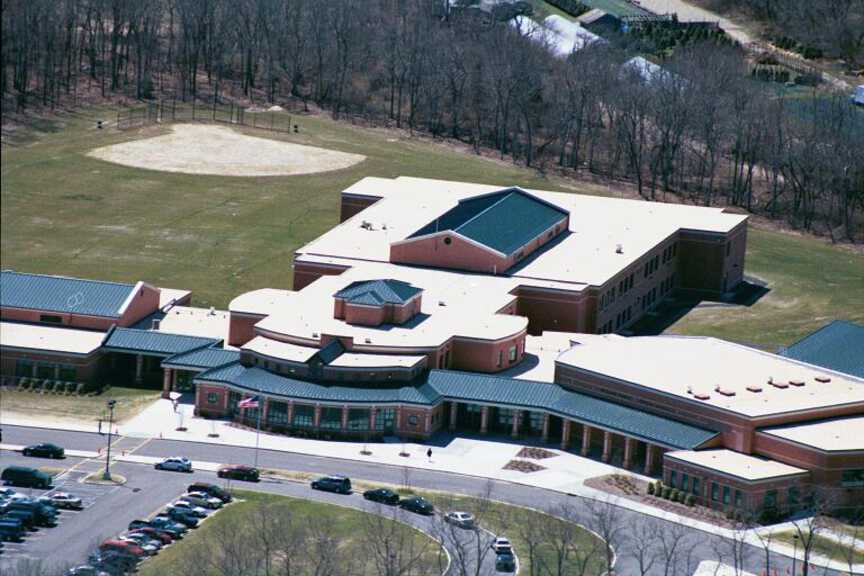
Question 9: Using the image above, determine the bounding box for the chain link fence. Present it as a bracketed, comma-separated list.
[116, 99, 295, 133]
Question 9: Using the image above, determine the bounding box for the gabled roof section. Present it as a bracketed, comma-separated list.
[0, 270, 138, 318]
[334, 279, 422, 306]
[162, 346, 240, 371]
[316, 339, 346, 365]
[103, 327, 218, 356]
[407, 188, 568, 256]
[779, 320, 864, 379]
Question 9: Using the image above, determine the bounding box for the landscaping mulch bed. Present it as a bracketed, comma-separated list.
[585, 474, 736, 528]
[503, 459, 546, 473]
[516, 447, 557, 460]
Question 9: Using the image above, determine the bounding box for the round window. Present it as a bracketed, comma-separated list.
[443, 236, 452, 245]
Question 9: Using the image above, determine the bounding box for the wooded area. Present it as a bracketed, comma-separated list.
[1, 0, 862, 241]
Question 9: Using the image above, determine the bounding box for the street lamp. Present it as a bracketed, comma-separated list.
[103, 399, 117, 481]
[792, 532, 799, 575]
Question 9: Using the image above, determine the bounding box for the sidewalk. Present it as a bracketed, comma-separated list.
[4, 401, 863, 574]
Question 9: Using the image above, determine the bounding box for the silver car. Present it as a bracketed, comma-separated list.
[444, 511, 476, 529]
[154, 457, 192, 472]
[168, 500, 208, 517]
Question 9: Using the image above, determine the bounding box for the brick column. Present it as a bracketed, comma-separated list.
[172, 369, 178, 390]
[581, 425, 592, 456]
[287, 401, 295, 427]
[395, 406, 403, 430]
[424, 411, 432, 434]
[644, 444, 655, 475]
[449, 402, 458, 431]
[561, 420, 571, 450]
[313, 404, 321, 429]
[135, 354, 144, 383]
[480, 406, 489, 435]
[541, 414, 550, 443]
[162, 369, 172, 399]
[341, 405, 349, 432]
[262, 398, 270, 428]
[623, 437, 634, 469]
[510, 410, 520, 438]
[602, 430, 612, 463]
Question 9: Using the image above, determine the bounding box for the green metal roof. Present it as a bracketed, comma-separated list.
[408, 188, 568, 256]
[0, 270, 137, 318]
[103, 327, 219, 357]
[334, 279, 422, 306]
[195, 365, 716, 449]
[162, 347, 240, 371]
[779, 320, 864, 379]
[316, 340, 346, 365]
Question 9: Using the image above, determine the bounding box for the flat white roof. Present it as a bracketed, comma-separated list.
[498, 332, 583, 383]
[256, 259, 528, 349]
[667, 449, 807, 482]
[158, 288, 192, 308]
[229, 288, 296, 317]
[329, 352, 426, 369]
[0, 322, 105, 355]
[243, 336, 318, 363]
[556, 335, 864, 418]
[302, 176, 746, 289]
[157, 306, 231, 344]
[760, 416, 864, 452]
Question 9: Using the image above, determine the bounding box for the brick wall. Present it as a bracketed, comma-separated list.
[340, 194, 381, 223]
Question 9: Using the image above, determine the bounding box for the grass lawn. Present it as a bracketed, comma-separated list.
[2, 107, 862, 348]
[137, 490, 445, 576]
[775, 530, 864, 565]
[668, 227, 864, 349]
[0, 386, 160, 423]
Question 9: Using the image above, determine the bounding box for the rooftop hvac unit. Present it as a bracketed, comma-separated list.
[615, 244, 623, 254]
[814, 376, 831, 383]
[209, 306, 216, 316]
[746, 385, 763, 393]
[769, 379, 789, 389]
[365, 338, 372, 344]
[312, 332, 319, 338]
[789, 379, 805, 387]
[694, 393, 710, 400]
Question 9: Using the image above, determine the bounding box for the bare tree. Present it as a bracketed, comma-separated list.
[585, 496, 625, 575]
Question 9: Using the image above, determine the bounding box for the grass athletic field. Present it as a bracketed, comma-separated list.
[2, 108, 861, 349]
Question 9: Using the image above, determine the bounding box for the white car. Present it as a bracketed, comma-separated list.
[444, 511, 476, 529]
[39, 492, 84, 510]
[0, 488, 27, 501]
[154, 457, 192, 472]
[167, 500, 208, 518]
[491, 537, 513, 555]
[186, 491, 223, 509]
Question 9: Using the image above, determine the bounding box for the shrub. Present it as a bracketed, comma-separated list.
[647, 483, 655, 496]
[662, 487, 672, 499]
[686, 494, 696, 506]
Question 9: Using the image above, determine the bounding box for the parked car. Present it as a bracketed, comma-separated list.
[363, 488, 400, 505]
[0, 519, 26, 542]
[217, 464, 260, 482]
[183, 492, 223, 509]
[444, 511, 476, 529]
[129, 526, 173, 545]
[490, 537, 513, 555]
[495, 551, 516, 572]
[399, 495, 435, 516]
[1, 466, 52, 489]
[154, 457, 192, 472]
[6, 499, 58, 527]
[167, 500, 208, 518]
[88, 551, 139, 573]
[22, 443, 65, 459]
[65, 566, 110, 576]
[0, 488, 27, 501]
[99, 539, 146, 559]
[3, 509, 37, 530]
[160, 510, 199, 528]
[39, 492, 83, 510]
[130, 517, 186, 538]
[119, 534, 159, 555]
[311, 476, 352, 494]
[188, 482, 233, 503]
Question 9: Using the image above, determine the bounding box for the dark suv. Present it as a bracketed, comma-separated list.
[187, 482, 233, 503]
[311, 476, 351, 494]
[217, 465, 260, 482]
[398, 496, 434, 515]
[22, 443, 65, 459]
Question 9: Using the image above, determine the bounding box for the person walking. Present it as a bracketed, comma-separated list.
[427, 448, 432, 462]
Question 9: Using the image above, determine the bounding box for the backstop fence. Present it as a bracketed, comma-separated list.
[116, 99, 295, 133]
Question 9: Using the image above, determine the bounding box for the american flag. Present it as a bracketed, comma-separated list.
[238, 396, 259, 409]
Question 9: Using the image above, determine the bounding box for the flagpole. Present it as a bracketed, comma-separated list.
[254, 397, 262, 469]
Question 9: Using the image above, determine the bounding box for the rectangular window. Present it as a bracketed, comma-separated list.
[58, 366, 76, 381]
[36, 364, 54, 379]
[722, 486, 730, 505]
[292, 405, 314, 428]
[267, 401, 288, 425]
[508, 346, 517, 363]
[319, 407, 342, 430]
[841, 469, 864, 487]
[40, 314, 63, 324]
[347, 409, 370, 431]
[670, 470, 678, 487]
[15, 359, 34, 378]
[497, 350, 503, 368]
[692, 478, 700, 495]
[734, 490, 743, 508]
[788, 486, 800, 507]
[764, 490, 778, 509]
[711, 482, 719, 502]
[207, 392, 218, 405]
[681, 473, 689, 491]
[726, 243, 731, 257]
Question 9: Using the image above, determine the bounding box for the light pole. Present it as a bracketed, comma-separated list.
[791, 532, 799, 575]
[103, 399, 117, 481]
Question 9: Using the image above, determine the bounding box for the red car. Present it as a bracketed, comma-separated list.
[99, 539, 146, 559]
[130, 526, 173, 545]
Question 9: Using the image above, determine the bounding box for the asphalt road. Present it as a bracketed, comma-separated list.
[0, 424, 840, 576]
